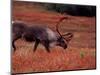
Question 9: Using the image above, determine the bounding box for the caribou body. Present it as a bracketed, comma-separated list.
[12, 17, 73, 52]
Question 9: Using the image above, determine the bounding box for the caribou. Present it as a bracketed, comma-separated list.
[12, 17, 73, 52]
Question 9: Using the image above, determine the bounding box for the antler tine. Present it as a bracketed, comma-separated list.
[63, 33, 73, 42]
[62, 33, 73, 36]
[56, 16, 68, 37]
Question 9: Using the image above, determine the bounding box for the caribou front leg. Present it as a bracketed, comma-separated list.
[43, 40, 50, 53]
[33, 39, 40, 52]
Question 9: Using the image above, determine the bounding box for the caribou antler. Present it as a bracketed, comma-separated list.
[56, 17, 68, 37]
[56, 17, 73, 43]
[62, 33, 73, 42]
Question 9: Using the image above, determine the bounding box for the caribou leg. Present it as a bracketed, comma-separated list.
[12, 37, 20, 52]
[33, 39, 40, 52]
[43, 40, 50, 53]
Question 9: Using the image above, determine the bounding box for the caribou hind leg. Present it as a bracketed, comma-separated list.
[12, 36, 20, 52]
[12, 40, 16, 51]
